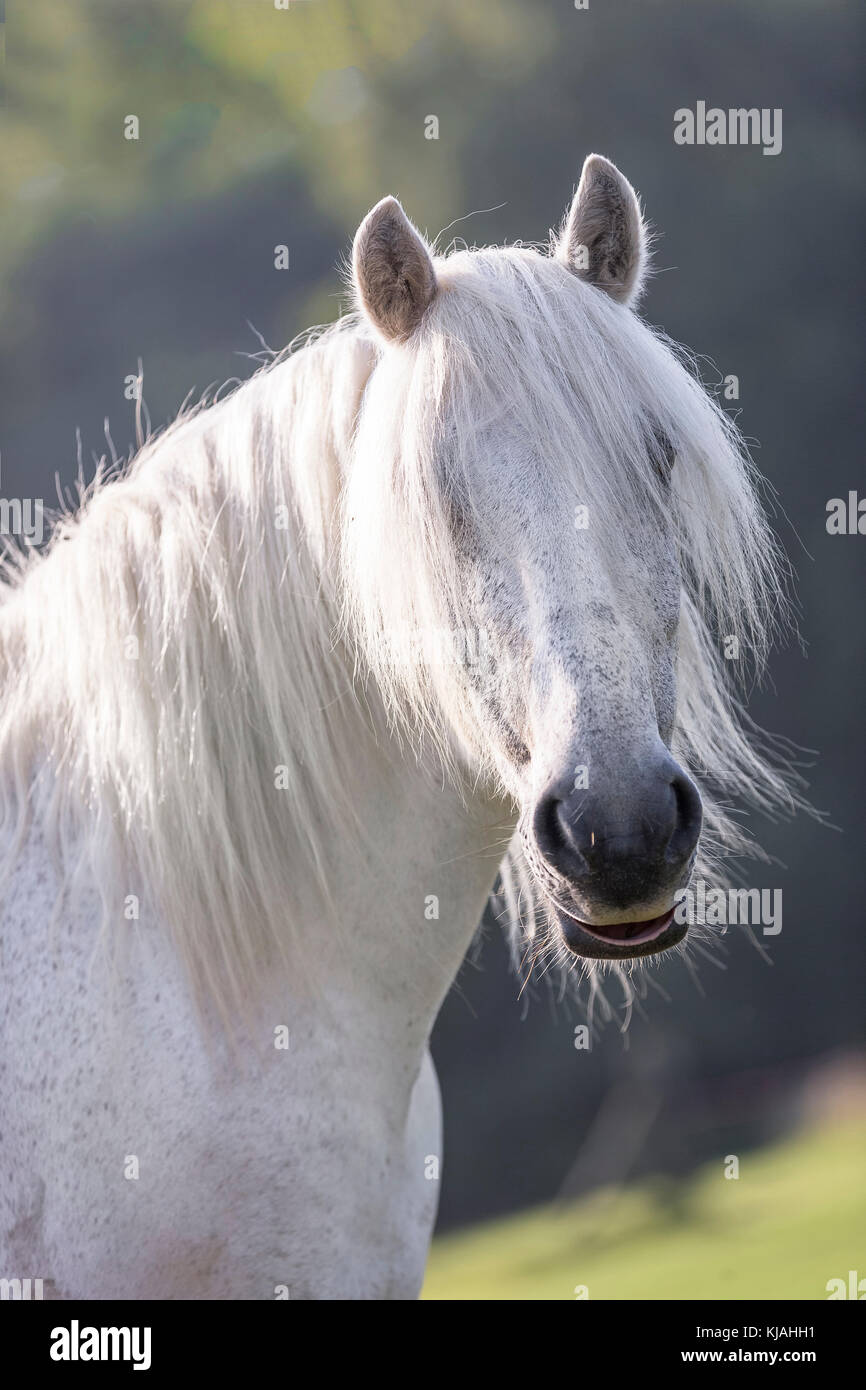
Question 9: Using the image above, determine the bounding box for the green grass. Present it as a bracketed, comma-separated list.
[423, 1120, 866, 1300]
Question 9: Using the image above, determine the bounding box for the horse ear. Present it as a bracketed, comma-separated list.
[555, 155, 648, 306]
[352, 196, 437, 343]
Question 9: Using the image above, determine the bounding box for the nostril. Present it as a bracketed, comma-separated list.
[532, 790, 592, 875]
[668, 771, 703, 857]
[555, 797, 589, 858]
[532, 794, 566, 863]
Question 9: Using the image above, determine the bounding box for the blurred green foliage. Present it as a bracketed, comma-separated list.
[423, 1120, 866, 1299]
[1, 0, 549, 297]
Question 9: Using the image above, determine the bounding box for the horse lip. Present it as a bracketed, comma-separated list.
[555, 905, 687, 959]
[572, 907, 676, 945]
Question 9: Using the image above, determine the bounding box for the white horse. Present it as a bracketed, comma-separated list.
[0, 155, 801, 1299]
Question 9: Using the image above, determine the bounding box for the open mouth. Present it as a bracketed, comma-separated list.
[555, 905, 686, 960]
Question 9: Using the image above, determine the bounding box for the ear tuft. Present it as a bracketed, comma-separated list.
[352, 196, 437, 342]
[555, 154, 648, 306]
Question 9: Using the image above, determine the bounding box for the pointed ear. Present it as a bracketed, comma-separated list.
[554, 155, 648, 306]
[352, 196, 437, 343]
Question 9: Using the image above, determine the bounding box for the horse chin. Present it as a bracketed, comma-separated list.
[553, 905, 688, 961]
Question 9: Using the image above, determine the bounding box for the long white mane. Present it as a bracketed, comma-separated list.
[0, 318, 380, 1019]
[0, 240, 807, 1021]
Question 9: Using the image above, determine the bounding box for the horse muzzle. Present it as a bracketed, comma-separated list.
[530, 753, 702, 960]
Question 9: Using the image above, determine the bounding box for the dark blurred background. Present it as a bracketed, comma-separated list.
[1, 0, 863, 1237]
